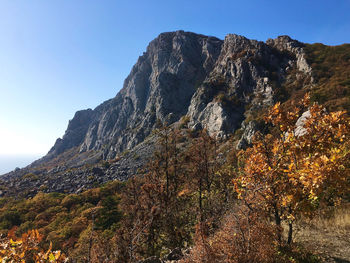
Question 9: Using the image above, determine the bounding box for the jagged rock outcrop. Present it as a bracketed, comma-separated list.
[48, 109, 95, 157]
[1, 30, 313, 195]
[236, 120, 261, 149]
[53, 31, 223, 161]
[266, 35, 312, 76]
[47, 31, 311, 162]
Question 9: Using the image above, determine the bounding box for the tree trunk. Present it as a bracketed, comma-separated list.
[273, 204, 282, 244]
[287, 221, 293, 244]
[199, 177, 203, 222]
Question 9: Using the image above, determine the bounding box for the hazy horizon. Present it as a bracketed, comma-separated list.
[0, 154, 43, 175]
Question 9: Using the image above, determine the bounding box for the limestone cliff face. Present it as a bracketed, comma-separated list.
[185, 34, 309, 141]
[47, 31, 223, 161]
[44, 31, 311, 165]
[1, 31, 314, 195]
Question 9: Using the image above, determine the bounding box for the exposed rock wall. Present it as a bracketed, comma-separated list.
[47, 31, 310, 162]
[1, 31, 313, 195]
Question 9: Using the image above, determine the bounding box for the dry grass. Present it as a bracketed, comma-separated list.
[312, 205, 350, 231]
[293, 204, 350, 263]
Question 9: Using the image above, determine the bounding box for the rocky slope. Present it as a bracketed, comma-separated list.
[0, 30, 314, 196]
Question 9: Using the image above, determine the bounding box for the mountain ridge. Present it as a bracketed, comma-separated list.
[46, 31, 311, 160]
[0, 30, 323, 196]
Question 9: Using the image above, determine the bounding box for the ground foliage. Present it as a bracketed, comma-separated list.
[0, 227, 67, 262]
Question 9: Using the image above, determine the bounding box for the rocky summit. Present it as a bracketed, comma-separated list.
[1, 30, 314, 196]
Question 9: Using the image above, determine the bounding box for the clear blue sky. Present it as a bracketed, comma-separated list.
[0, 0, 349, 172]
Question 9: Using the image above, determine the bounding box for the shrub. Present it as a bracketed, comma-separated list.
[0, 228, 67, 262]
[181, 210, 278, 263]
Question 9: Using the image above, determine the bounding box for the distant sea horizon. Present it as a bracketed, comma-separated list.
[0, 154, 42, 175]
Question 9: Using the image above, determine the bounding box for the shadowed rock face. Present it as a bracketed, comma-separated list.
[48, 109, 95, 156]
[47, 31, 308, 163]
[0, 31, 313, 195]
[48, 31, 224, 161]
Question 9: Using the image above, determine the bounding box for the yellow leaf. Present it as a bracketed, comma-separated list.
[49, 252, 56, 262]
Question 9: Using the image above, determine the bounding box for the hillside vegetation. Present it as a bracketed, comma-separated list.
[0, 94, 349, 262]
[305, 43, 350, 112]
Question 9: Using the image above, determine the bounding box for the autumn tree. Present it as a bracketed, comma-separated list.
[117, 125, 193, 260]
[185, 129, 219, 222]
[234, 94, 350, 244]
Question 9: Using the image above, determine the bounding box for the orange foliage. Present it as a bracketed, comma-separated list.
[0, 228, 67, 262]
[234, 94, 350, 243]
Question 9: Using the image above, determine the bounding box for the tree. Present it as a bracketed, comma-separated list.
[186, 129, 218, 222]
[95, 195, 122, 230]
[234, 94, 350, 244]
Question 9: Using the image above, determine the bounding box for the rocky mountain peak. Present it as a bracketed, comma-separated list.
[66, 31, 224, 160]
[266, 35, 302, 50]
[222, 34, 260, 53]
[266, 35, 312, 75]
[42, 31, 313, 162]
[0, 31, 315, 195]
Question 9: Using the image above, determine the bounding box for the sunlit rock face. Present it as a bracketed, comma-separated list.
[1, 31, 313, 195]
[48, 31, 309, 160]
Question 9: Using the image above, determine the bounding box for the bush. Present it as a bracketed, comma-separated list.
[181, 210, 278, 263]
